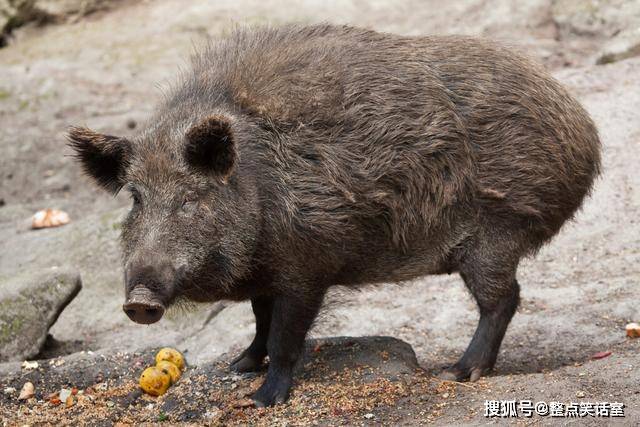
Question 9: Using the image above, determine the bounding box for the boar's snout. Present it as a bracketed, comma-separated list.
[123, 255, 177, 324]
[123, 287, 165, 324]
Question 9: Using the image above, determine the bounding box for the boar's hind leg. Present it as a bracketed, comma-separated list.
[252, 291, 324, 407]
[231, 296, 273, 372]
[441, 246, 520, 382]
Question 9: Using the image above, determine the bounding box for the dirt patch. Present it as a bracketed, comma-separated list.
[0, 336, 469, 425]
[4, 337, 636, 424]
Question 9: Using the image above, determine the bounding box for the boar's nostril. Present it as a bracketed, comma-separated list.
[123, 301, 165, 325]
[145, 307, 161, 318]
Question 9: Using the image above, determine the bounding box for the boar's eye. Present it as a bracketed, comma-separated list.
[181, 195, 198, 213]
[129, 187, 141, 207]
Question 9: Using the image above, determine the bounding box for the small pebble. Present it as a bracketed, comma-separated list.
[364, 413, 374, 419]
[626, 322, 640, 338]
[59, 388, 72, 402]
[3, 387, 16, 395]
[18, 382, 35, 400]
[576, 391, 586, 398]
[204, 407, 223, 421]
[21, 361, 39, 370]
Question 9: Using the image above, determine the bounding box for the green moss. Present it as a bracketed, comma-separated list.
[0, 89, 11, 100]
[0, 317, 23, 342]
[99, 210, 122, 232]
[37, 90, 59, 101]
[100, 211, 116, 225]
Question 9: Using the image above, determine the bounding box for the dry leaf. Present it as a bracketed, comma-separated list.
[232, 398, 255, 408]
[31, 208, 70, 229]
[249, 377, 262, 393]
[591, 351, 612, 360]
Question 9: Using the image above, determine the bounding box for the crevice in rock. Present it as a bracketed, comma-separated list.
[34, 334, 86, 360]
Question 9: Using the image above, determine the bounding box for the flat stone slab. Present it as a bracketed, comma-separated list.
[299, 336, 419, 378]
[0, 268, 81, 362]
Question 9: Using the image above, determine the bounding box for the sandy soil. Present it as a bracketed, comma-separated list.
[0, 0, 638, 425]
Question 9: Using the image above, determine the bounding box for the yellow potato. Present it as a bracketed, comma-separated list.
[139, 366, 171, 396]
[157, 360, 181, 384]
[155, 347, 185, 371]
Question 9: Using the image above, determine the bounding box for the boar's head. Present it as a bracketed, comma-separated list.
[68, 114, 259, 324]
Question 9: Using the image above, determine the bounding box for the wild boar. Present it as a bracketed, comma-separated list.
[68, 24, 601, 406]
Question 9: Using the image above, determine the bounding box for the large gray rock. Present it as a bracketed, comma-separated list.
[0, 0, 35, 43]
[551, 0, 640, 38]
[0, 0, 113, 45]
[32, 0, 113, 21]
[597, 27, 640, 64]
[0, 268, 81, 362]
[551, 0, 640, 65]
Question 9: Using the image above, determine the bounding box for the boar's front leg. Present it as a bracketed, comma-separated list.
[231, 296, 273, 372]
[252, 291, 325, 407]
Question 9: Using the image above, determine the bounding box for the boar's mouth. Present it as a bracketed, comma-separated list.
[123, 286, 166, 324]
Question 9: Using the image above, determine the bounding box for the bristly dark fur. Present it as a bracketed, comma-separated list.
[69, 24, 601, 406]
[67, 126, 130, 194]
[184, 115, 237, 178]
[178, 24, 601, 254]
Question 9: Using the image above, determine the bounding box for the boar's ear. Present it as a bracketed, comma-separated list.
[184, 115, 236, 180]
[67, 126, 130, 194]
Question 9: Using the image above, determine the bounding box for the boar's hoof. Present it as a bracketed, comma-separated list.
[230, 350, 265, 373]
[439, 365, 487, 382]
[252, 377, 292, 407]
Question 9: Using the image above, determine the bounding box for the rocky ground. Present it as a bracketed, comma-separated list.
[0, 0, 639, 425]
